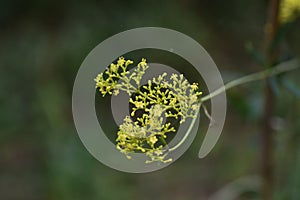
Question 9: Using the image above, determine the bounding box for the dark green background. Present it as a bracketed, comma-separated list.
[1, 0, 300, 199]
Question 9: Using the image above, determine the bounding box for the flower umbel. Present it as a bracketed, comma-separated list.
[95, 57, 202, 163]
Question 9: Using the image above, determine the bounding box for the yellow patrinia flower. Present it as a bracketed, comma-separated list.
[95, 58, 202, 163]
[280, 0, 300, 24]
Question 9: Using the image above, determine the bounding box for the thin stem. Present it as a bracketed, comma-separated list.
[169, 107, 199, 152]
[262, 0, 280, 199]
[201, 59, 299, 102]
[202, 103, 215, 125]
[169, 59, 299, 153]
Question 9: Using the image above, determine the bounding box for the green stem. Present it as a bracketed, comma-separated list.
[169, 59, 299, 152]
[159, 136, 168, 146]
[201, 59, 299, 102]
[169, 107, 200, 152]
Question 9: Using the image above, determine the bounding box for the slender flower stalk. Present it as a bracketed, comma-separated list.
[201, 59, 299, 102]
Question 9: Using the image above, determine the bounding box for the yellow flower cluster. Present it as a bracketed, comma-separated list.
[94, 57, 133, 96]
[116, 105, 175, 163]
[280, 0, 300, 24]
[95, 57, 202, 163]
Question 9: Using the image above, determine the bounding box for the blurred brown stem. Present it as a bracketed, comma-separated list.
[262, 0, 280, 199]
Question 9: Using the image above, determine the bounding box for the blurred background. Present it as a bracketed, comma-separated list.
[0, 0, 300, 199]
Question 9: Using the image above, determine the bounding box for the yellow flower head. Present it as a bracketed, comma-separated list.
[149, 136, 158, 145]
[134, 101, 144, 108]
[117, 57, 125, 66]
[280, 0, 300, 24]
[191, 83, 198, 91]
[138, 58, 147, 68]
